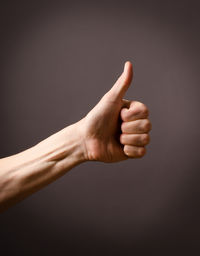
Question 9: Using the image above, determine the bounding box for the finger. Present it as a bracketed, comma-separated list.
[120, 133, 150, 146]
[123, 145, 146, 158]
[121, 119, 152, 134]
[121, 101, 149, 122]
[107, 61, 133, 100]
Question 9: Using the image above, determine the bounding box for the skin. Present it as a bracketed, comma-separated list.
[0, 61, 151, 212]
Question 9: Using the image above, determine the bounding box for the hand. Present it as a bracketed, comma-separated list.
[80, 61, 151, 163]
[0, 61, 151, 211]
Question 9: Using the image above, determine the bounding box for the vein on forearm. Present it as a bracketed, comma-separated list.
[0, 122, 85, 211]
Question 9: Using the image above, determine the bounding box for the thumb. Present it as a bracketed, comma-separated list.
[108, 61, 133, 100]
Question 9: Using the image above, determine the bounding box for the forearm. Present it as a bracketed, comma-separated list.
[0, 119, 87, 212]
[0, 61, 151, 212]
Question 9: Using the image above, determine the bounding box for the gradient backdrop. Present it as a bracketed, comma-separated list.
[0, 0, 200, 255]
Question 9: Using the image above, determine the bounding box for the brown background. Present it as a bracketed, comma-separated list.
[0, 0, 200, 255]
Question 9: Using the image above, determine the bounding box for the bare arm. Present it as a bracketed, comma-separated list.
[0, 120, 87, 212]
[0, 61, 151, 212]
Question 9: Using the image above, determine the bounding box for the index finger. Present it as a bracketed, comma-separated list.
[120, 101, 149, 122]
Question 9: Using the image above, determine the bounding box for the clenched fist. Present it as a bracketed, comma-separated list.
[80, 61, 152, 162]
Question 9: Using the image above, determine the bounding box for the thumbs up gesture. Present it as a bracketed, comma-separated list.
[80, 61, 151, 163]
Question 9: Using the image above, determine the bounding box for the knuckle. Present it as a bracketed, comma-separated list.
[134, 102, 149, 116]
[142, 119, 151, 132]
[142, 134, 150, 145]
[142, 105, 149, 117]
[138, 147, 146, 157]
[139, 103, 149, 116]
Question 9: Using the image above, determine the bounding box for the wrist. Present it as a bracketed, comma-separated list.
[66, 118, 89, 163]
[43, 120, 87, 164]
[74, 117, 90, 162]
